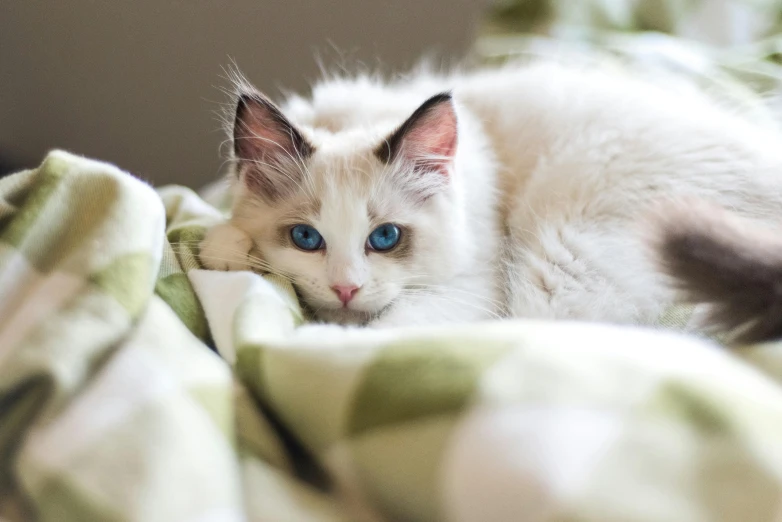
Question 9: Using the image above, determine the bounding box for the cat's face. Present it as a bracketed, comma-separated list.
[230, 89, 463, 324]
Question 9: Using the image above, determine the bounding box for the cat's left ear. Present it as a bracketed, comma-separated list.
[232, 91, 314, 202]
[375, 92, 457, 177]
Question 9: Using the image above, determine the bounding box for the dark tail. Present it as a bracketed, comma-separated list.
[650, 200, 782, 344]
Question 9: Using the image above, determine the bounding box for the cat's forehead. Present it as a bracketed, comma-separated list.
[302, 147, 409, 221]
[307, 122, 395, 150]
[315, 183, 407, 236]
[305, 131, 387, 186]
[318, 188, 371, 231]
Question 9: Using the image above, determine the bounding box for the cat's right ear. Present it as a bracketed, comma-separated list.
[233, 92, 313, 202]
[374, 92, 457, 178]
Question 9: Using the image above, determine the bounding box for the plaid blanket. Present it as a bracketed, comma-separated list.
[3, 150, 782, 521]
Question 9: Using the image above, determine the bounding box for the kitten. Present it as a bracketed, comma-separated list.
[200, 61, 782, 328]
[201, 72, 501, 327]
[651, 199, 782, 344]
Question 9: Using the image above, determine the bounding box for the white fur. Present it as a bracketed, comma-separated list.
[201, 61, 782, 328]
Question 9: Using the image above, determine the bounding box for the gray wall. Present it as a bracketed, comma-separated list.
[0, 1, 489, 187]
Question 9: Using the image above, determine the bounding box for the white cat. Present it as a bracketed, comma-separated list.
[199, 61, 782, 328]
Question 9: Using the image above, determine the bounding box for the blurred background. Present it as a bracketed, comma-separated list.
[3, 0, 782, 188]
[0, 1, 491, 186]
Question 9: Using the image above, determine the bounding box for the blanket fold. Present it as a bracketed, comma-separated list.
[7, 151, 782, 521]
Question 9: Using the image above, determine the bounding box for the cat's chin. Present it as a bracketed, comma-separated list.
[307, 307, 374, 326]
[303, 302, 391, 326]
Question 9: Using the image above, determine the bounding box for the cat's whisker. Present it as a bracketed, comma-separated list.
[173, 241, 300, 280]
[396, 283, 503, 308]
[353, 281, 504, 319]
[193, 250, 285, 272]
[196, 259, 300, 283]
[395, 289, 504, 320]
[402, 285, 504, 308]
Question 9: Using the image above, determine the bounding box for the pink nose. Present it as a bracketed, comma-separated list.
[331, 285, 360, 305]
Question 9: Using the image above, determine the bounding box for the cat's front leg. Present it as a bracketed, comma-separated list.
[199, 222, 254, 271]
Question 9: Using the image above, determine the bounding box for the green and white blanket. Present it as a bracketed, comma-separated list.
[8, 2, 782, 520]
[3, 148, 782, 521]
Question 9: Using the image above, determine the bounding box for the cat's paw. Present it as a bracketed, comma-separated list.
[199, 223, 254, 271]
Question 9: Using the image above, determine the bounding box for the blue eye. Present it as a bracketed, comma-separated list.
[368, 223, 401, 252]
[290, 224, 324, 251]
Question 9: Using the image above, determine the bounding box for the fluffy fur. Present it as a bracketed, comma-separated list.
[650, 200, 782, 344]
[200, 60, 782, 329]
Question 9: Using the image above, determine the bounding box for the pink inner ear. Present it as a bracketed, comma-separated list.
[235, 98, 299, 164]
[239, 118, 288, 160]
[401, 103, 458, 176]
[233, 93, 313, 202]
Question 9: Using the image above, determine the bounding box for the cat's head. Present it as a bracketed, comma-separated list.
[229, 86, 469, 324]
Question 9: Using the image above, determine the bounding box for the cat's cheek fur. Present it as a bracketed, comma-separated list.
[368, 284, 497, 328]
[199, 223, 254, 271]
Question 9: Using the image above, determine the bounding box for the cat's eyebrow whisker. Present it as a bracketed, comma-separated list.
[352, 154, 377, 183]
[373, 163, 397, 200]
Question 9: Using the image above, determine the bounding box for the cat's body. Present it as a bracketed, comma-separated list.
[200, 61, 782, 328]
